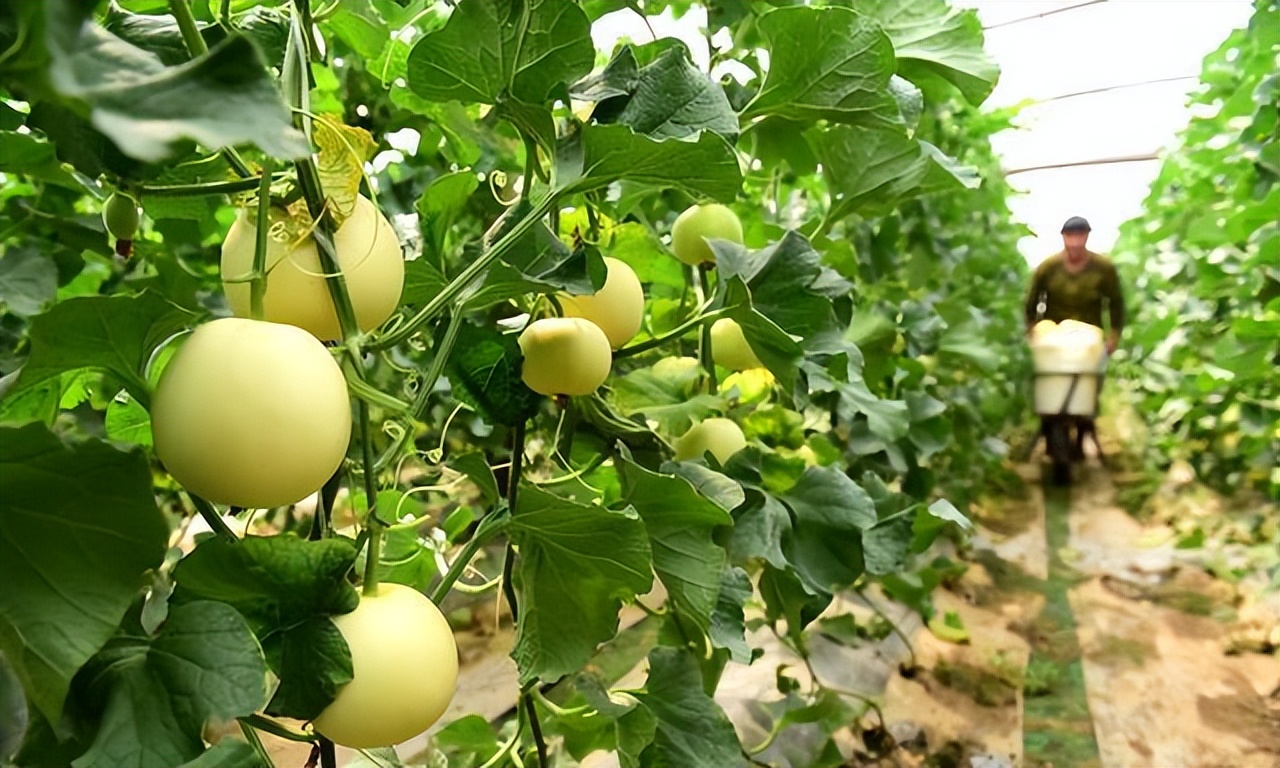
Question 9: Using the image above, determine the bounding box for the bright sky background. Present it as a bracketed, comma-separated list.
[592, 0, 1256, 266]
[954, 0, 1255, 264]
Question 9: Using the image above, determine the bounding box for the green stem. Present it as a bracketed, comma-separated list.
[429, 507, 509, 604]
[238, 720, 272, 765]
[168, 0, 207, 55]
[858, 588, 917, 670]
[240, 713, 316, 743]
[412, 311, 464, 421]
[522, 133, 548, 186]
[250, 163, 272, 321]
[500, 422, 527, 622]
[167, 0, 253, 179]
[696, 265, 718, 394]
[189, 494, 238, 543]
[614, 307, 726, 359]
[523, 692, 549, 768]
[367, 193, 557, 351]
[346, 372, 412, 415]
[311, 471, 341, 541]
[357, 400, 384, 596]
[140, 176, 275, 197]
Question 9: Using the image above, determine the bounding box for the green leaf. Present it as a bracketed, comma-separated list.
[854, 0, 1000, 105]
[836, 372, 910, 442]
[0, 424, 168, 725]
[611, 362, 725, 435]
[449, 451, 501, 506]
[618, 458, 732, 636]
[431, 715, 502, 766]
[709, 567, 752, 664]
[446, 322, 542, 428]
[742, 6, 899, 128]
[0, 246, 59, 317]
[326, 0, 389, 59]
[719, 277, 804, 392]
[781, 466, 874, 596]
[863, 516, 913, 575]
[508, 485, 653, 684]
[464, 202, 602, 308]
[714, 231, 850, 341]
[0, 131, 82, 189]
[401, 258, 449, 307]
[104, 393, 152, 446]
[937, 321, 1002, 372]
[758, 564, 831, 641]
[604, 45, 738, 141]
[415, 169, 480, 261]
[727, 489, 791, 570]
[406, 0, 594, 106]
[809, 125, 978, 223]
[170, 535, 360, 720]
[7, 292, 192, 410]
[68, 601, 267, 768]
[571, 44, 639, 102]
[634, 647, 746, 768]
[45, 3, 307, 163]
[555, 124, 742, 202]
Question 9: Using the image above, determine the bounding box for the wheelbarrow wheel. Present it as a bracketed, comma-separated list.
[1044, 417, 1073, 486]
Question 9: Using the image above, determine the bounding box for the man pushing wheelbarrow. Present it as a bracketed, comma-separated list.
[1024, 216, 1127, 485]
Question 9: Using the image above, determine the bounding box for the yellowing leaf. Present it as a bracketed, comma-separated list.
[313, 117, 376, 225]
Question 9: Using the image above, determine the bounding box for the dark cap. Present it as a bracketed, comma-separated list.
[1061, 216, 1091, 233]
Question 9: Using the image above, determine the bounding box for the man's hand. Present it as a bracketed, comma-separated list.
[1105, 332, 1119, 355]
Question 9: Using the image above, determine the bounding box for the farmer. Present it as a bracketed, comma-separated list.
[1024, 216, 1126, 354]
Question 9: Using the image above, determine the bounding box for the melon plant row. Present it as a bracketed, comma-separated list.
[0, 0, 1026, 765]
[1112, 0, 1279, 500]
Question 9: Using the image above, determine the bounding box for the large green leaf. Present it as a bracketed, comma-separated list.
[714, 231, 851, 340]
[68, 601, 267, 768]
[555, 124, 742, 202]
[406, 0, 594, 106]
[170, 535, 359, 720]
[617, 458, 732, 636]
[742, 6, 899, 128]
[0, 424, 168, 725]
[44, 1, 306, 163]
[809, 125, 978, 223]
[854, 0, 1000, 105]
[780, 465, 875, 596]
[7, 292, 192, 410]
[633, 647, 746, 768]
[603, 45, 738, 141]
[508, 485, 653, 684]
[610, 361, 725, 435]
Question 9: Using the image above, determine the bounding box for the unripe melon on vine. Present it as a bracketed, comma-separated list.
[221, 195, 404, 341]
[150, 318, 352, 508]
[670, 203, 743, 266]
[312, 583, 458, 748]
[711, 318, 763, 371]
[518, 317, 613, 396]
[674, 417, 747, 465]
[560, 257, 645, 348]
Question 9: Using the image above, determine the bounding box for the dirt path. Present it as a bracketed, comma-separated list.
[1063, 464, 1280, 768]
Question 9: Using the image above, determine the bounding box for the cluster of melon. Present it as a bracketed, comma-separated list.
[146, 196, 459, 749]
